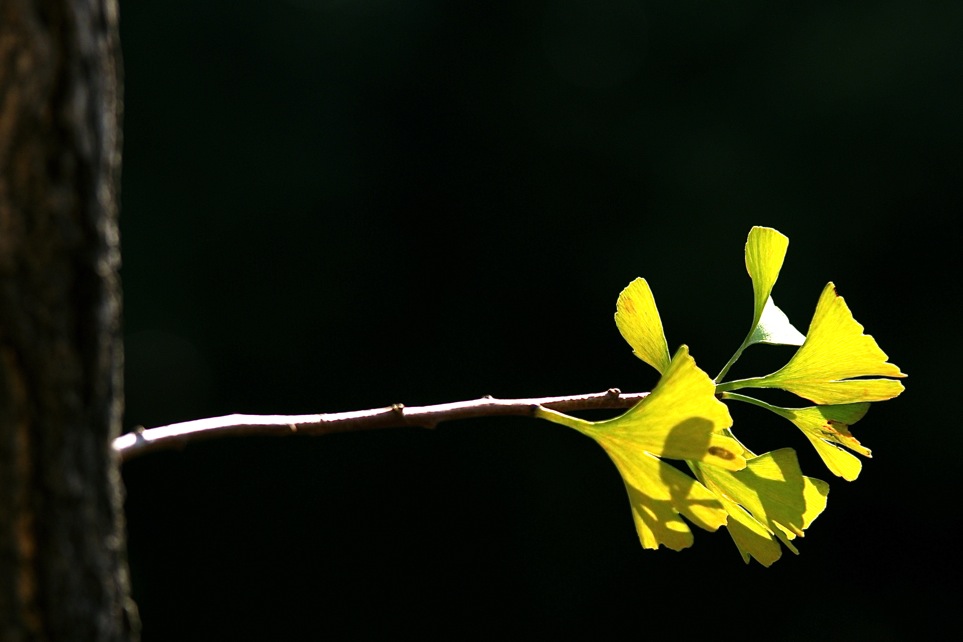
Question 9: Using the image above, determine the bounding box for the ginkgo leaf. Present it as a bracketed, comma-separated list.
[770, 403, 872, 481]
[719, 282, 906, 404]
[745, 226, 788, 318]
[717, 227, 806, 382]
[549, 225, 904, 562]
[710, 488, 783, 566]
[720, 392, 872, 481]
[535, 346, 744, 550]
[694, 449, 829, 566]
[744, 227, 806, 347]
[615, 277, 671, 374]
[615, 451, 728, 551]
[577, 346, 746, 468]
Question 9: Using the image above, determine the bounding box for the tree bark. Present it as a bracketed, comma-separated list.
[0, 0, 137, 640]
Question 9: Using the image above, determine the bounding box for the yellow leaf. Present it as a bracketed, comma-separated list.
[614, 452, 727, 551]
[769, 403, 871, 481]
[712, 491, 783, 567]
[744, 227, 806, 347]
[746, 226, 789, 330]
[581, 346, 746, 469]
[535, 347, 743, 551]
[615, 277, 671, 374]
[734, 282, 906, 404]
[695, 449, 830, 565]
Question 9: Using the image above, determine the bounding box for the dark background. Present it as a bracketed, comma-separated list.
[118, 2, 959, 639]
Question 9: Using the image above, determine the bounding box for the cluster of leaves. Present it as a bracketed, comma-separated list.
[537, 227, 905, 566]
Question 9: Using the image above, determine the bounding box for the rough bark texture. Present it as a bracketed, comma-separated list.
[0, 0, 137, 639]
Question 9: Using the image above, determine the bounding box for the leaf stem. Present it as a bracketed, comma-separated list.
[715, 376, 769, 393]
[114, 389, 649, 463]
[718, 390, 781, 413]
[715, 340, 750, 383]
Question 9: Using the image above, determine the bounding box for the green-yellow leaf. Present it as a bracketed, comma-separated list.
[711, 489, 783, 566]
[694, 449, 830, 566]
[727, 282, 906, 404]
[580, 346, 746, 469]
[535, 346, 744, 551]
[745, 226, 788, 319]
[615, 277, 671, 374]
[616, 451, 728, 551]
[768, 403, 872, 481]
[744, 227, 806, 347]
[722, 392, 873, 481]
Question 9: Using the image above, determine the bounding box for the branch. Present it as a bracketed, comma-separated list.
[113, 388, 649, 463]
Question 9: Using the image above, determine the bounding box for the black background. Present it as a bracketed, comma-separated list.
[119, 2, 959, 639]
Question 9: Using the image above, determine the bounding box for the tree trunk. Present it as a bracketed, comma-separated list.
[0, 0, 137, 639]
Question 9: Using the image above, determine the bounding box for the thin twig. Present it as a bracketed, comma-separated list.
[113, 388, 649, 463]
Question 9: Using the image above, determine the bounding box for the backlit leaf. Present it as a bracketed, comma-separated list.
[544, 225, 904, 562]
[616, 451, 728, 551]
[536, 346, 744, 550]
[579, 346, 745, 468]
[769, 403, 872, 481]
[695, 449, 829, 566]
[722, 392, 873, 481]
[711, 489, 783, 567]
[723, 282, 906, 404]
[744, 227, 806, 347]
[615, 277, 671, 374]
